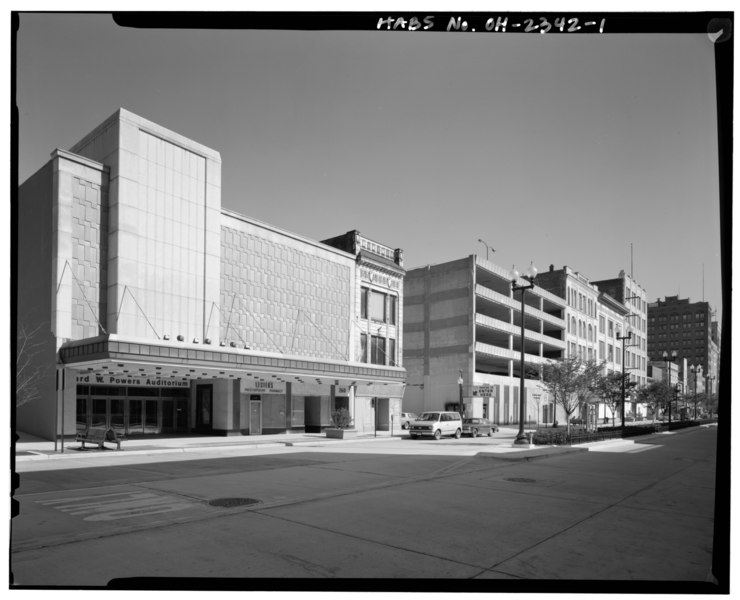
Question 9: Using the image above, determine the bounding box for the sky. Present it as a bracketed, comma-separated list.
[14, 11, 726, 323]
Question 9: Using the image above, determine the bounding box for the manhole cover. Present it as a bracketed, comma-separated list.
[505, 477, 536, 483]
[208, 497, 260, 508]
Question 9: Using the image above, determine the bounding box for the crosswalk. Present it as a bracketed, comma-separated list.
[35, 490, 196, 522]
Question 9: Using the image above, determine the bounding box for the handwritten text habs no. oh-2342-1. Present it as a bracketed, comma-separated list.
[376, 16, 606, 34]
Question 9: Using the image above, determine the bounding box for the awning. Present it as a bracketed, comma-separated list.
[60, 334, 406, 389]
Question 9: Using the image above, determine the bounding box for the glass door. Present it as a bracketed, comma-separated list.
[91, 397, 108, 428]
[250, 400, 262, 435]
[144, 400, 160, 434]
[162, 399, 174, 433]
[128, 399, 143, 435]
[196, 385, 213, 432]
[110, 399, 125, 435]
[162, 399, 188, 433]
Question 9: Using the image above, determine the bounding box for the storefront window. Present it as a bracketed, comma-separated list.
[263, 396, 287, 430]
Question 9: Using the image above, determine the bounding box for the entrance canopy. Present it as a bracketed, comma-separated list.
[60, 334, 406, 391]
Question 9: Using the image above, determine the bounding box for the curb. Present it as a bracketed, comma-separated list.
[477, 446, 588, 461]
[14, 433, 405, 462]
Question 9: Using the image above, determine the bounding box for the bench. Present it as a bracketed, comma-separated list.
[75, 427, 125, 451]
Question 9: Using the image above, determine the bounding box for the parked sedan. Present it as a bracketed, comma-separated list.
[462, 418, 498, 437]
[399, 412, 418, 430]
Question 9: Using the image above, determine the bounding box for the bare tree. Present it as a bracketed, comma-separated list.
[541, 357, 602, 435]
[16, 321, 49, 407]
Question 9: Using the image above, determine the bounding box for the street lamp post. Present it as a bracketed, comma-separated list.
[458, 370, 464, 417]
[477, 239, 494, 261]
[616, 330, 632, 434]
[690, 365, 699, 420]
[663, 350, 677, 425]
[705, 375, 715, 418]
[674, 382, 682, 424]
[510, 262, 538, 446]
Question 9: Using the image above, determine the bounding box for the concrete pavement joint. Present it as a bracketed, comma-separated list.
[250, 504, 488, 576]
[14, 452, 487, 555]
[478, 448, 712, 578]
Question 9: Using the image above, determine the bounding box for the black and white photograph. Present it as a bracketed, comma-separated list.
[10, 7, 731, 594]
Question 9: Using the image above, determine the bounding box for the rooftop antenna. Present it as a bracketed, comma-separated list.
[630, 243, 633, 280]
[702, 263, 705, 301]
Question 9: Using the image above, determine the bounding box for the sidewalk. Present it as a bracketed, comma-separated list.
[13, 428, 407, 463]
[14, 424, 700, 467]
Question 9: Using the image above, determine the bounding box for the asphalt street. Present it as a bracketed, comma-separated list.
[10, 425, 723, 593]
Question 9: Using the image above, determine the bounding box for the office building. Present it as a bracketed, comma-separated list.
[647, 295, 720, 393]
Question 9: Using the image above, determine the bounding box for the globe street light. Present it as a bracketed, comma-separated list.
[616, 329, 632, 434]
[510, 262, 537, 446]
[663, 350, 677, 425]
[478, 239, 494, 261]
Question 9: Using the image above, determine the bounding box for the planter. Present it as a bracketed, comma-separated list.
[325, 428, 358, 439]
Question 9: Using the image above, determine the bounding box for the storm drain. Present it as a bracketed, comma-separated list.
[504, 477, 537, 483]
[208, 497, 261, 508]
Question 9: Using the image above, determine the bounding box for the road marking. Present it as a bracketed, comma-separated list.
[35, 491, 195, 521]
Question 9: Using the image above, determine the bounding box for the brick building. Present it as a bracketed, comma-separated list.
[647, 295, 720, 393]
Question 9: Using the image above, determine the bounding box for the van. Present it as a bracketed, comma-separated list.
[409, 411, 463, 440]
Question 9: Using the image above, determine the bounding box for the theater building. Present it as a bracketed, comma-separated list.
[16, 108, 405, 441]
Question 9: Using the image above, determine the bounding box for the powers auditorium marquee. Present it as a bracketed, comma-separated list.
[76, 374, 191, 388]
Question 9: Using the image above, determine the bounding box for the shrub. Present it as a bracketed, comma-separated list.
[330, 408, 354, 430]
[532, 429, 569, 445]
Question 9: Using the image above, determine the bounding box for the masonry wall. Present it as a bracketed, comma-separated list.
[69, 109, 222, 343]
[17, 163, 59, 438]
[220, 213, 355, 361]
[403, 258, 473, 414]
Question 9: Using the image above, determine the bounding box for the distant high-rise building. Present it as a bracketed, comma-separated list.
[647, 295, 720, 393]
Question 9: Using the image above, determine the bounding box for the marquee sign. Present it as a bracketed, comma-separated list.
[473, 385, 497, 397]
[241, 380, 286, 395]
[76, 374, 190, 388]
